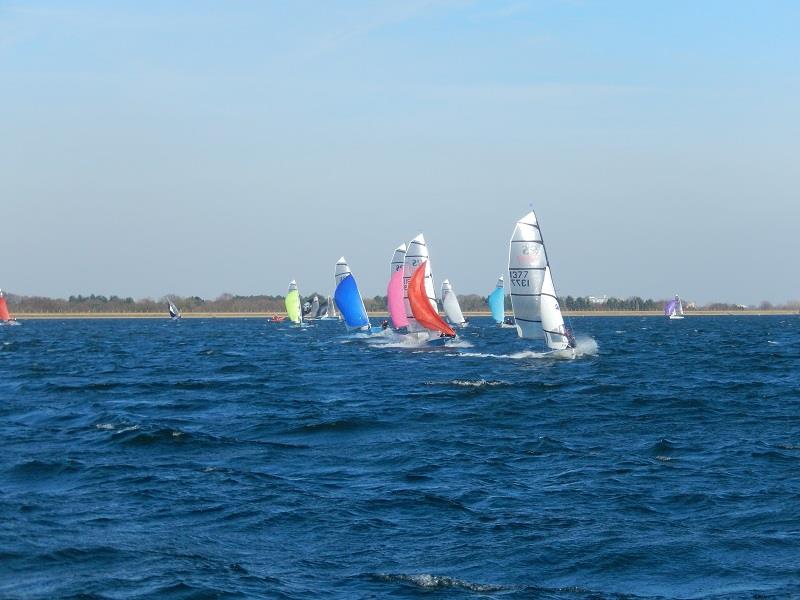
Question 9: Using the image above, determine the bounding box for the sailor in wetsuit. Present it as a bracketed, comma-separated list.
[381, 320, 389, 330]
[565, 327, 576, 348]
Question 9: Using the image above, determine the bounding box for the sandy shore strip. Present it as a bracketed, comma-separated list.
[8, 310, 798, 319]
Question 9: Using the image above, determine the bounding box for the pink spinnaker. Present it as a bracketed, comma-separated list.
[387, 269, 409, 328]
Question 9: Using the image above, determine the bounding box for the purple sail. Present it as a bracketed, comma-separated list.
[664, 299, 678, 315]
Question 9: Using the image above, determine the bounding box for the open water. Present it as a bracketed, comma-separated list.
[1, 316, 799, 599]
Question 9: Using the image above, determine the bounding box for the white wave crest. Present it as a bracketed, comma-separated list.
[425, 379, 507, 387]
[376, 573, 505, 592]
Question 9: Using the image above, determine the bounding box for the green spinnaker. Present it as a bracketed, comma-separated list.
[285, 289, 301, 323]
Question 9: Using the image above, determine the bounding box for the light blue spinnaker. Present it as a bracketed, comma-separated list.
[487, 275, 505, 324]
[334, 273, 370, 330]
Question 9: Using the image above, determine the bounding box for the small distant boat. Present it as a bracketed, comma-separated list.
[0, 289, 20, 326]
[334, 257, 371, 332]
[285, 280, 304, 325]
[404, 234, 456, 344]
[487, 275, 509, 326]
[303, 295, 323, 320]
[269, 314, 286, 323]
[441, 279, 467, 328]
[387, 243, 409, 330]
[168, 299, 181, 320]
[508, 210, 575, 357]
[665, 295, 685, 320]
[318, 295, 339, 320]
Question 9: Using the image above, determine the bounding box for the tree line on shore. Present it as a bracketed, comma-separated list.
[4, 292, 798, 313]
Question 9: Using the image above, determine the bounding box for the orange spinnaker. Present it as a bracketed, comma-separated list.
[0, 297, 10, 322]
[408, 261, 455, 337]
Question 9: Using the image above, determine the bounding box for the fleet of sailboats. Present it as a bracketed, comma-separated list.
[2, 208, 647, 356]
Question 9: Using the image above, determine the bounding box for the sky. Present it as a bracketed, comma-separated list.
[1, 0, 798, 305]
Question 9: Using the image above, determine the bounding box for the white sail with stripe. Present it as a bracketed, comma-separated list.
[403, 234, 437, 333]
[508, 211, 547, 339]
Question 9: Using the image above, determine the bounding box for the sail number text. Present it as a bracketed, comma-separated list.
[509, 270, 530, 287]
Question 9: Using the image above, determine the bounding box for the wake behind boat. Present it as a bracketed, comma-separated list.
[508, 210, 576, 358]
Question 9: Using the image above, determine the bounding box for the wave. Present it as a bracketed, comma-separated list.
[425, 379, 509, 388]
[370, 573, 506, 592]
[285, 417, 387, 435]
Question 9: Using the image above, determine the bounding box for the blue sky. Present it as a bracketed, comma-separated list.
[2, 1, 798, 304]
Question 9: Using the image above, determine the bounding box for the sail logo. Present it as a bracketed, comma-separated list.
[517, 243, 540, 265]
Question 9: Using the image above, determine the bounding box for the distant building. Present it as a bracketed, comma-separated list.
[588, 295, 608, 305]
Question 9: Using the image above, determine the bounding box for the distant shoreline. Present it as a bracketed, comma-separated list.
[8, 310, 798, 320]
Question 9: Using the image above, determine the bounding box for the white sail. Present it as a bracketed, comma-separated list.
[508, 211, 547, 339]
[440, 279, 466, 327]
[540, 267, 569, 350]
[403, 234, 438, 333]
[677, 297, 684, 315]
[327, 294, 338, 318]
[390, 244, 406, 275]
[168, 300, 181, 319]
[334, 257, 351, 287]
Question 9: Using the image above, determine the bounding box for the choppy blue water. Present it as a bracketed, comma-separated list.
[1, 316, 799, 599]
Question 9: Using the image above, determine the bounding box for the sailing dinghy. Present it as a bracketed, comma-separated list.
[387, 243, 409, 330]
[285, 280, 305, 326]
[334, 257, 371, 332]
[665, 295, 685, 319]
[404, 234, 456, 344]
[487, 275, 507, 326]
[319, 295, 339, 320]
[304, 295, 322, 320]
[508, 211, 575, 358]
[441, 279, 467, 328]
[0, 290, 19, 326]
[168, 299, 181, 320]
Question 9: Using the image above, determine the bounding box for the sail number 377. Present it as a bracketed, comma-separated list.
[509, 270, 530, 287]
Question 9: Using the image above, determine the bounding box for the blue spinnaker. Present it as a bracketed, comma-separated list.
[488, 287, 505, 324]
[334, 274, 370, 329]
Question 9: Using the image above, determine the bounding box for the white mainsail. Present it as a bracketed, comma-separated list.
[508, 211, 547, 339]
[440, 279, 466, 327]
[168, 299, 181, 319]
[327, 294, 338, 318]
[508, 210, 570, 350]
[403, 234, 438, 333]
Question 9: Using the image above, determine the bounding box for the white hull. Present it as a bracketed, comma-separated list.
[668, 314, 684, 320]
